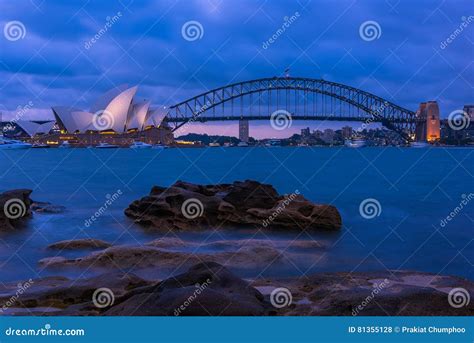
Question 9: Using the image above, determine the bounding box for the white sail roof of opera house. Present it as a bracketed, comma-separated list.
[15, 120, 55, 137]
[52, 86, 167, 134]
[89, 84, 129, 114]
[145, 106, 168, 128]
[127, 100, 151, 131]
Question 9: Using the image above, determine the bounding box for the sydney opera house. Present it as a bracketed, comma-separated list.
[8, 85, 173, 146]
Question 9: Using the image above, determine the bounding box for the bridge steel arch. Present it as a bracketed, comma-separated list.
[164, 77, 417, 141]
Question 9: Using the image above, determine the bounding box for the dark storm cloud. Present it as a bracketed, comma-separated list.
[0, 0, 472, 128]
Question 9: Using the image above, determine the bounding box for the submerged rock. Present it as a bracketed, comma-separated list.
[125, 180, 342, 231]
[0, 189, 33, 231]
[47, 239, 112, 250]
[31, 201, 66, 214]
[38, 242, 291, 271]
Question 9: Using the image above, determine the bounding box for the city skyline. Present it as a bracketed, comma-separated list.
[0, 0, 472, 138]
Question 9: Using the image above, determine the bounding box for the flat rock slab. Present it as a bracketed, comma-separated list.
[47, 239, 112, 250]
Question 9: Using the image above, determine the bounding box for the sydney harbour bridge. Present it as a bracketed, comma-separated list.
[164, 77, 419, 141]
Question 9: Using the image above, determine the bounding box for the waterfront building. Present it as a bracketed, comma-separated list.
[301, 127, 310, 137]
[341, 126, 352, 139]
[322, 129, 335, 143]
[463, 105, 474, 121]
[18, 85, 174, 146]
[239, 119, 249, 143]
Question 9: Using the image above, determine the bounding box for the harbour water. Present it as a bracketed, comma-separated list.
[0, 147, 472, 282]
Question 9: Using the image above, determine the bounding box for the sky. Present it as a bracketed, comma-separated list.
[0, 0, 472, 138]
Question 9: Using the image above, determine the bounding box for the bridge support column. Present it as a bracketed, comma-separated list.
[415, 101, 440, 142]
[239, 119, 249, 143]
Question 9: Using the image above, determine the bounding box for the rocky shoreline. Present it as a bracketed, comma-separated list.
[1, 185, 473, 316]
[0, 260, 472, 316]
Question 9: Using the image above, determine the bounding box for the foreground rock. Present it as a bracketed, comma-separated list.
[47, 239, 112, 250]
[2, 264, 472, 316]
[125, 180, 341, 231]
[0, 190, 64, 231]
[0, 272, 151, 315]
[0, 189, 33, 231]
[253, 270, 474, 316]
[105, 262, 267, 316]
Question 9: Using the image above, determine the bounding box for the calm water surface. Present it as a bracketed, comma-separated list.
[0, 147, 472, 282]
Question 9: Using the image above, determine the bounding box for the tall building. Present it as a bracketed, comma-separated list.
[415, 101, 440, 142]
[341, 126, 352, 139]
[239, 119, 249, 142]
[322, 129, 335, 143]
[463, 105, 474, 121]
[301, 127, 310, 137]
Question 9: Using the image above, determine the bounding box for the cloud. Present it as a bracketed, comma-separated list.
[0, 0, 472, 137]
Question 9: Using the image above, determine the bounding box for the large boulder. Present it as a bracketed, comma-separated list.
[104, 262, 267, 316]
[125, 180, 341, 231]
[0, 189, 33, 231]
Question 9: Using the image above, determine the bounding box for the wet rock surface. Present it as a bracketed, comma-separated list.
[47, 239, 112, 250]
[0, 189, 33, 231]
[105, 262, 267, 316]
[1, 264, 472, 316]
[253, 270, 474, 316]
[124, 180, 342, 231]
[0, 189, 65, 231]
[38, 241, 295, 271]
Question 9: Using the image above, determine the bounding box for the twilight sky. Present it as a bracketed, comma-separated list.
[0, 0, 472, 138]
